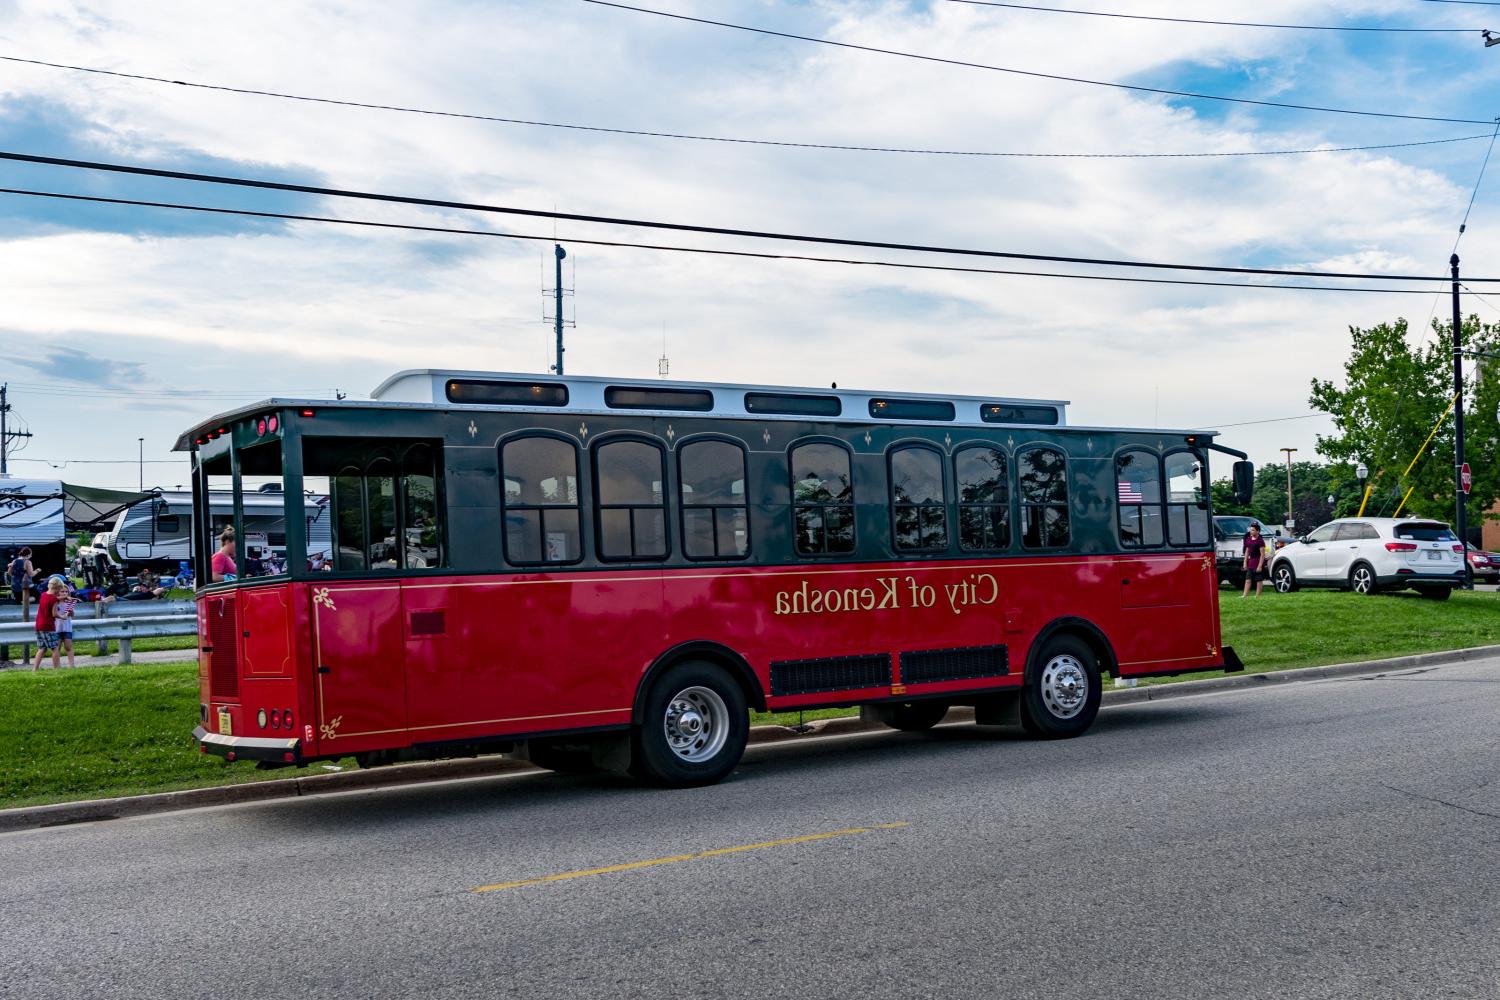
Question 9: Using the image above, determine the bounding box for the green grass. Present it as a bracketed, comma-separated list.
[5, 588, 1499, 809]
[0, 661, 355, 809]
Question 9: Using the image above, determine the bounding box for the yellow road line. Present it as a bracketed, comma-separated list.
[470, 823, 909, 893]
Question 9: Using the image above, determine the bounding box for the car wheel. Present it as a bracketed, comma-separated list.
[1020, 634, 1102, 740]
[1272, 563, 1298, 593]
[1349, 562, 1377, 595]
[1416, 586, 1452, 601]
[630, 660, 748, 787]
[884, 701, 949, 732]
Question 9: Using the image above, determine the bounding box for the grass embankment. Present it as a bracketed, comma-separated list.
[4, 589, 1498, 809]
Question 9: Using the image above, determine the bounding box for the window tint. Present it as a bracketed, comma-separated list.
[1018, 446, 1069, 548]
[1164, 450, 1209, 546]
[680, 440, 749, 559]
[981, 404, 1059, 426]
[333, 467, 366, 571]
[1394, 522, 1457, 541]
[595, 440, 667, 560]
[791, 442, 855, 555]
[744, 392, 842, 417]
[955, 446, 1010, 551]
[446, 379, 568, 406]
[1116, 449, 1164, 548]
[501, 436, 580, 564]
[889, 446, 947, 551]
[402, 444, 443, 569]
[869, 398, 955, 421]
[604, 387, 714, 411]
[1306, 523, 1338, 544]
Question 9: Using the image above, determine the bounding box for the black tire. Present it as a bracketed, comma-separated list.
[884, 700, 949, 732]
[630, 660, 748, 787]
[1416, 586, 1453, 601]
[526, 739, 599, 774]
[1272, 562, 1298, 593]
[1349, 562, 1378, 595]
[1020, 634, 1102, 740]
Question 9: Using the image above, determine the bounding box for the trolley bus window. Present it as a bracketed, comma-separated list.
[306, 439, 446, 572]
[235, 438, 291, 579]
[955, 446, 1010, 551]
[679, 440, 749, 559]
[501, 436, 580, 565]
[790, 442, 855, 556]
[1018, 446, 1070, 549]
[594, 439, 668, 561]
[889, 445, 947, 551]
[1165, 450, 1209, 546]
[1116, 449, 1164, 548]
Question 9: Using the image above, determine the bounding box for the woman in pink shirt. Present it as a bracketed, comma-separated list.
[1242, 523, 1270, 598]
[210, 527, 237, 583]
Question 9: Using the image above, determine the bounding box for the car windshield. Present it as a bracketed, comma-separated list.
[1215, 517, 1258, 539]
[1394, 522, 1457, 542]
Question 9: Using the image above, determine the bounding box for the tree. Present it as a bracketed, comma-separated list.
[1213, 460, 1364, 533]
[1310, 316, 1500, 534]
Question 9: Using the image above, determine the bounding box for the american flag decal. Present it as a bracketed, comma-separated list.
[1117, 482, 1144, 503]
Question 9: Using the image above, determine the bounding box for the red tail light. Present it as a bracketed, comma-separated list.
[1385, 542, 1417, 552]
[1453, 545, 1465, 553]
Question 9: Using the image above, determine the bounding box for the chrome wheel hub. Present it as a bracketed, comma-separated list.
[664, 686, 729, 763]
[1041, 655, 1088, 720]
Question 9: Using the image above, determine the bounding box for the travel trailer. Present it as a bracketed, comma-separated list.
[108, 487, 332, 573]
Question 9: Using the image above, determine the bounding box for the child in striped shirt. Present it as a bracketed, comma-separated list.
[55, 581, 79, 668]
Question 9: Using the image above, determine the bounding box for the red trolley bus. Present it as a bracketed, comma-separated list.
[182, 370, 1253, 786]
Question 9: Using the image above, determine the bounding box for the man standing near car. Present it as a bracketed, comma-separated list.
[1242, 523, 1269, 598]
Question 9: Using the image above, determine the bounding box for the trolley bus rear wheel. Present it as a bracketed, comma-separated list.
[631, 660, 748, 787]
[1020, 634, 1102, 740]
[885, 700, 949, 732]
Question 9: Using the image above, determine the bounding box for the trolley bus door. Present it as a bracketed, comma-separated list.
[310, 583, 407, 753]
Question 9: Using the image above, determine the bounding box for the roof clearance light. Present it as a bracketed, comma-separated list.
[300, 409, 315, 418]
[268, 415, 278, 433]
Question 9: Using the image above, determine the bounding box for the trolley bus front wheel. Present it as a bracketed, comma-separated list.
[632, 660, 749, 787]
[1020, 634, 1102, 739]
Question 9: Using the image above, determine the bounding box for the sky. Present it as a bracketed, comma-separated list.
[1, 0, 1499, 490]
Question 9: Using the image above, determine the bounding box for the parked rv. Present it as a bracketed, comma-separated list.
[107, 487, 331, 573]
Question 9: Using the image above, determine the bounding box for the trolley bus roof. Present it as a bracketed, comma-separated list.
[176, 369, 1222, 451]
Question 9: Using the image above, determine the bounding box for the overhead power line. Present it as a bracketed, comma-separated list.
[4, 150, 1495, 284]
[5, 55, 1489, 161]
[0, 186, 1453, 295]
[578, 0, 1497, 126]
[944, 0, 1483, 32]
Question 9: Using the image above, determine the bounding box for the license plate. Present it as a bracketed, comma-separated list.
[1426, 550, 1444, 561]
[217, 709, 232, 735]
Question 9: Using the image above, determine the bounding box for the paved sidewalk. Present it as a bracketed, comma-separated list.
[0, 647, 194, 671]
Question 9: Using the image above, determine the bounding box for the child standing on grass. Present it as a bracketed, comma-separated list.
[32, 576, 66, 671]
[54, 578, 78, 668]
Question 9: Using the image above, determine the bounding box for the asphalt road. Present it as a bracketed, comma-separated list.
[4, 659, 1499, 1000]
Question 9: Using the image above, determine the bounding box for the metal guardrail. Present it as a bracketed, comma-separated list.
[0, 599, 195, 623]
[0, 608, 196, 665]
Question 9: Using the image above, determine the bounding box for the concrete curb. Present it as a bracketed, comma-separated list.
[5, 643, 1497, 834]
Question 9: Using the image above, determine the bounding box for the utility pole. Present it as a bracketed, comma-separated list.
[0, 383, 35, 476]
[1280, 447, 1297, 530]
[1452, 254, 1471, 589]
[138, 437, 145, 491]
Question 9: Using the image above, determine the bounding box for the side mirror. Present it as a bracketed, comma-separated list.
[1232, 461, 1255, 505]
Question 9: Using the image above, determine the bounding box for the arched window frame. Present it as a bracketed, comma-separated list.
[788, 437, 857, 558]
[676, 433, 752, 562]
[886, 441, 949, 553]
[592, 433, 671, 563]
[499, 430, 584, 567]
[1114, 447, 1165, 549]
[953, 443, 1012, 553]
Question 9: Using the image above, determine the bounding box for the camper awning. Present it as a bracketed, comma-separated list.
[0, 480, 158, 536]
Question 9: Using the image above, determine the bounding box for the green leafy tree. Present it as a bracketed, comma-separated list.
[1310, 316, 1500, 536]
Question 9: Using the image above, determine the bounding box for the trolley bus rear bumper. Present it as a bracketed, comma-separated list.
[194, 726, 302, 764]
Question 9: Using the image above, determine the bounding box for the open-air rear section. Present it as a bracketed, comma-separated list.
[179, 372, 1242, 781]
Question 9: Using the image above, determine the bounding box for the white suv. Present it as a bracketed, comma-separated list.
[1269, 517, 1465, 599]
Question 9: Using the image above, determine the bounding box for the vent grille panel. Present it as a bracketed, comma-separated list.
[205, 595, 239, 699]
[900, 645, 1008, 685]
[410, 610, 446, 636]
[770, 653, 892, 696]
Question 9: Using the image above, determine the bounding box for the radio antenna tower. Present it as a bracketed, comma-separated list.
[658, 322, 669, 378]
[543, 243, 576, 375]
